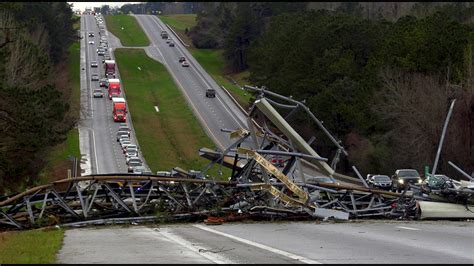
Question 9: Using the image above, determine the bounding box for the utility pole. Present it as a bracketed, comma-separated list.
[431, 99, 456, 175]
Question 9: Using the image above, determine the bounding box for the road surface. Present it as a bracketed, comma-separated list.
[57, 220, 474, 264]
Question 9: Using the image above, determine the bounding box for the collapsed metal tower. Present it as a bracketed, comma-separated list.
[1, 86, 473, 230]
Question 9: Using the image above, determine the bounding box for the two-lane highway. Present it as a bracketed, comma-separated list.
[135, 15, 252, 150]
[79, 14, 147, 175]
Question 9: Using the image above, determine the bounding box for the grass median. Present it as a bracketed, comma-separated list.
[114, 49, 230, 179]
[0, 228, 64, 263]
[105, 15, 150, 47]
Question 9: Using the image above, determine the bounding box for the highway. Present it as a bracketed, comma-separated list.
[79, 14, 147, 175]
[134, 15, 251, 150]
[57, 221, 474, 264]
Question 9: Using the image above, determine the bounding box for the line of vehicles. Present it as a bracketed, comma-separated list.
[89, 14, 149, 175]
[161, 30, 215, 98]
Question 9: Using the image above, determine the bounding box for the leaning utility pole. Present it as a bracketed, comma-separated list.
[431, 99, 456, 175]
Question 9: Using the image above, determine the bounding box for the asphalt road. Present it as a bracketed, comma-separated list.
[134, 15, 252, 151]
[79, 15, 147, 175]
[57, 220, 474, 264]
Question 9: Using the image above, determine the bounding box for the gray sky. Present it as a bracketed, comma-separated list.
[68, 2, 141, 12]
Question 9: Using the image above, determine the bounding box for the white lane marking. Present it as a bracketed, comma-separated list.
[149, 228, 236, 264]
[193, 225, 321, 264]
[91, 129, 100, 174]
[396, 226, 420, 231]
[154, 106, 159, 112]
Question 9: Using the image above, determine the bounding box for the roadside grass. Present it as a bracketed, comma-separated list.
[105, 15, 150, 47]
[114, 49, 230, 179]
[158, 14, 196, 48]
[0, 228, 64, 264]
[37, 41, 81, 185]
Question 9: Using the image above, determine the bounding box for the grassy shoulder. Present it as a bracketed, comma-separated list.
[105, 15, 150, 47]
[114, 49, 230, 179]
[38, 41, 81, 185]
[158, 14, 251, 109]
[0, 228, 64, 264]
[158, 14, 196, 48]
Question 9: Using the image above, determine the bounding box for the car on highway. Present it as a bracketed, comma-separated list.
[366, 174, 392, 190]
[88, 32, 94, 37]
[133, 166, 153, 175]
[179, 56, 186, 63]
[88, 40, 94, 45]
[391, 169, 423, 192]
[423, 174, 460, 190]
[119, 135, 130, 145]
[93, 88, 104, 98]
[118, 127, 131, 138]
[127, 156, 142, 165]
[90, 61, 98, 68]
[123, 144, 137, 153]
[128, 160, 143, 173]
[181, 61, 190, 67]
[99, 78, 108, 87]
[166, 37, 172, 44]
[91, 74, 99, 81]
[120, 141, 132, 150]
[102, 54, 111, 63]
[169, 41, 175, 47]
[116, 130, 129, 141]
[206, 88, 216, 98]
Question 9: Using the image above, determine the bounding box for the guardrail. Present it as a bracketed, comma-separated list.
[165, 23, 190, 47]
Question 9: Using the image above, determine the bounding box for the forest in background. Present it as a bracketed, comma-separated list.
[0, 2, 78, 193]
[186, 2, 474, 178]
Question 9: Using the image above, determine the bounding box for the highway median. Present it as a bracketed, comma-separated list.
[105, 15, 150, 47]
[114, 48, 230, 178]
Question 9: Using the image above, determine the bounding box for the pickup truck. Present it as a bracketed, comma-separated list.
[391, 169, 423, 192]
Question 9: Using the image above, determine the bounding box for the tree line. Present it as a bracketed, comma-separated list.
[189, 2, 474, 178]
[0, 2, 78, 194]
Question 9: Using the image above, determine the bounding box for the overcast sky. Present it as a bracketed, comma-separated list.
[68, 2, 141, 12]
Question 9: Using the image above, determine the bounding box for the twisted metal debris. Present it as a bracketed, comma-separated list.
[1, 86, 473, 230]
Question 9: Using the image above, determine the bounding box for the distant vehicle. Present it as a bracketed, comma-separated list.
[112, 97, 127, 122]
[88, 32, 94, 37]
[391, 169, 422, 192]
[128, 160, 143, 173]
[119, 136, 130, 146]
[424, 174, 460, 190]
[120, 140, 132, 150]
[205, 88, 216, 98]
[99, 78, 108, 87]
[97, 50, 105, 56]
[127, 156, 142, 165]
[102, 54, 111, 63]
[93, 88, 104, 98]
[107, 78, 121, 99]
[91, 74, 99, 81]
[156, 171, 172, 177]
[88, 40, 94, 45]
[161, 30, 168, 39]
[90, 61, 98, 68]
[367, 174, 392, 190]
[118, 127, 131, 138]
[168, 42, 175, 47]
[181, 61, 189, 67]
[125, 150, 139, 161]
[123, 144, 137, 153]
[178, 56, 186, 63]
[104, 60, 116, 78]
[166, 38, 172, 44]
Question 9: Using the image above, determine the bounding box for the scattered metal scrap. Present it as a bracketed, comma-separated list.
[1, 86, 473, 230]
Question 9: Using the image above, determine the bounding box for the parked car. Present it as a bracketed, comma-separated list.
[205, 88, 216, 98]
[391, 169, 423, 192]
[91, 74, 99, 81]
[179, 56, 186, 63]
[367, 174, 392, 190]
[128, 160, 143, 173]
[181, 61, 190, 67]
[90, 61, 98, 68]
[99, 78, 108, 87]
[93, 88, 104, 98]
